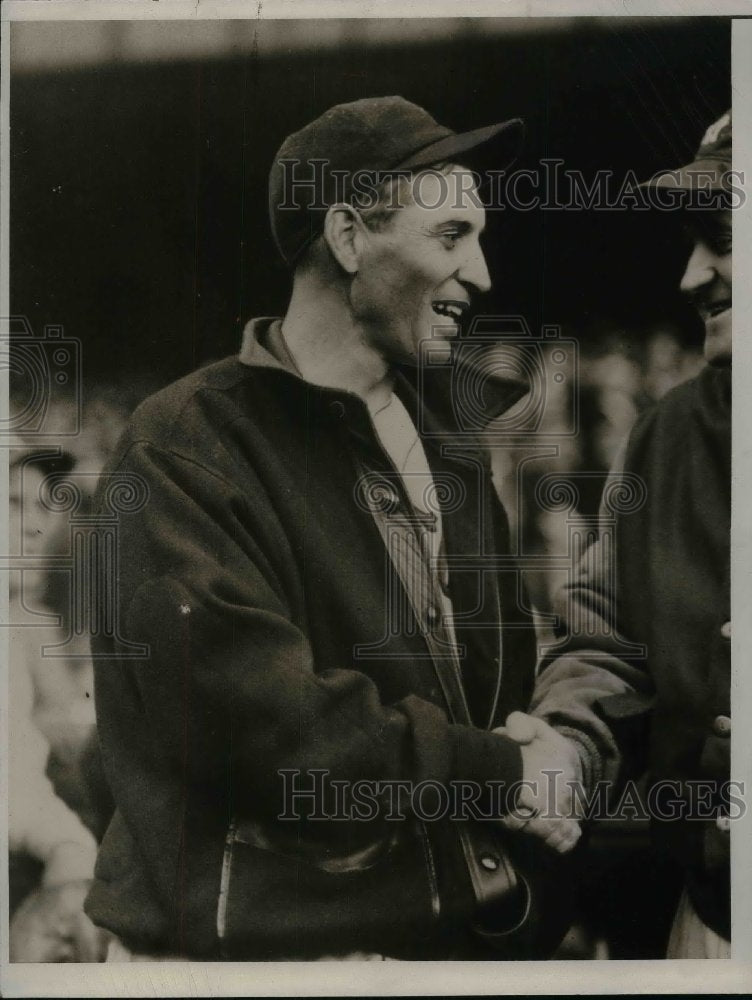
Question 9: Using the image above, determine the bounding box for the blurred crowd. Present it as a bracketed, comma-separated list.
[8, 384, 144, 961]
[7, 326, 703, 962]
[492, 322, 704, 615]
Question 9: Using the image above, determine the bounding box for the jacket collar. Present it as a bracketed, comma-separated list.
[238, 317, 529, 447]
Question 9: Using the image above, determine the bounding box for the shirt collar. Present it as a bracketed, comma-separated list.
[238, 316, 530, 442]
[239, 317, 294, 373]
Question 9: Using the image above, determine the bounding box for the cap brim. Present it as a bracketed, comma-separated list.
[396, 118, 525, 173]
[640, 157, 730, 191]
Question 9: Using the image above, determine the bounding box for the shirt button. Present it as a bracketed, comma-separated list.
[720, 621, 731, 640]
[716, 812, 731, 834]
[426, 605, 441, 628]
[329, 400, 346, 418]
[479, 854, 499, 872]
[713, 714, 731, 737]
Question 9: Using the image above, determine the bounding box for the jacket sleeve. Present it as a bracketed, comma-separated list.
[100, 440, 524, 822]
[530, 532, 655, 792]
[529, 441, 655, 792]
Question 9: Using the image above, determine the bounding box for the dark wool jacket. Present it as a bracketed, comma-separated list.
[85, 318, 590, 959]
[536, 364, 731, 940]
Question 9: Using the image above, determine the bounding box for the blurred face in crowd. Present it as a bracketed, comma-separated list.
[680, 209, 732, 366]
[8, 456, 58, 599]
[350, 165, 491, 364]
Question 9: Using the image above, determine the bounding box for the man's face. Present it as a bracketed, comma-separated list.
[680, 209, 732, 366]
[9, 455, 58, 599]
[350, 166, 491, 365]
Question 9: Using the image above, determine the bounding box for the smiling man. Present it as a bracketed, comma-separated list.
[524, 110, 734, 958]
[276, 163, 490, 400]
[84, 97, 586, 961]
[681, 208, 731, 366]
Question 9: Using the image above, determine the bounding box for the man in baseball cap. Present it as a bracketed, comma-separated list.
[86, 96, 591, 960]
[644, 109, 733, 210]
[268, 95, 524, 266]
[513, 109, 734, 958]
[646, 111, 733, 366]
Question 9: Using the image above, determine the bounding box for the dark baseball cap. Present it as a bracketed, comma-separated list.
[269, 96, 524, 266]
[642, 109, 732, 193]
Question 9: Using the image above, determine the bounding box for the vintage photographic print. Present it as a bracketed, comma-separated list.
[1, 2, 751, 996]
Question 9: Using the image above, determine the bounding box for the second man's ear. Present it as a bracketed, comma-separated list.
[323, 204, 366, 275]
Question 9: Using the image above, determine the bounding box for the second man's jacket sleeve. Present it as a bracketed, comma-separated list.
[531, 533, 655, 792]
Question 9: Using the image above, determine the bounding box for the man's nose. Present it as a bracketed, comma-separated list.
[680, 240, 717, 296]
[460, 243, 492, 294]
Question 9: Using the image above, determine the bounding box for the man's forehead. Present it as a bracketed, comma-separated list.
[684, 207, 731, 238]
[414, 164, 479, 191]
[405, 165, 484, 214]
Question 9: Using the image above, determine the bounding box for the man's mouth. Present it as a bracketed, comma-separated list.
[701, 299, 732, 321]
[431, 299, 470, 323]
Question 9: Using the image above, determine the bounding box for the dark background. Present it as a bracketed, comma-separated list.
[10, 17, 731, 398]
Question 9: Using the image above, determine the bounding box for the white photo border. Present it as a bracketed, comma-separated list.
[1, 2, 751, 995]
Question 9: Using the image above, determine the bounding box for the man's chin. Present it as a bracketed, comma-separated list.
[428, 339, 455, 363]
[706, 354, 732, 369]
[415, 332, 457, 365]
[703, 322, 732, 367]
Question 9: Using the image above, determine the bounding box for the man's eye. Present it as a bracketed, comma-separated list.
[712, 236, 732, 255]
[439, 231, 461, 248]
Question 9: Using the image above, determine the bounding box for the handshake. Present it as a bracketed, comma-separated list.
[496, 712, 586, 855]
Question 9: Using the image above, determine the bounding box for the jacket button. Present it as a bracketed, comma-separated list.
[713, 714, 731, 737]
[720, 621, 731, 640]
[479, 854, 499, 871]
[329, 400, 346, 418]
[716, 812, 731, 834]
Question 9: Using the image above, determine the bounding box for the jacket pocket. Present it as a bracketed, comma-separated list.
[216, 815, 439, 959]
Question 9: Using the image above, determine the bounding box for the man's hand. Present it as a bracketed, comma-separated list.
[9, 881, 110, 962]
[495, 711, 584, 854]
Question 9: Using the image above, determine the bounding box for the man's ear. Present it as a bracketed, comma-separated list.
[323, 204, 365, 275]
